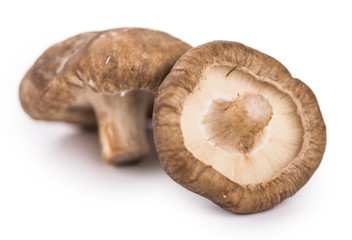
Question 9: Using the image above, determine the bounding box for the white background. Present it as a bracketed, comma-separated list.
[1, 0, 351, 239]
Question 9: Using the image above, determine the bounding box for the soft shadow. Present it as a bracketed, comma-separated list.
[56, 127, 162, 174]
[57, 127, 102, 165]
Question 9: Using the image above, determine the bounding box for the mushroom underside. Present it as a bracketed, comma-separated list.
[181, 65, 304, 185]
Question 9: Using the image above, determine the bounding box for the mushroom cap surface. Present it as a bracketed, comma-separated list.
[153, 41, 326, 213]
[19, 28, 191, 123]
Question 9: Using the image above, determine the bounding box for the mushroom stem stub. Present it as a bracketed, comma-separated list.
[203, 92, 273, 154]
[90, 90, 153, 164]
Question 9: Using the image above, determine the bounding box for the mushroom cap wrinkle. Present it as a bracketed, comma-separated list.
[19, 28, 191, 164]
[153, 41, 326, 213]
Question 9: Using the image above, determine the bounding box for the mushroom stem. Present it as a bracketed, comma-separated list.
[90, 90, 153, 164]
[203, 92, 273, 154]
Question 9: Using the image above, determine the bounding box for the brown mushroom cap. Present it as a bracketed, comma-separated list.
[153, 41, 326, 213]
[19, 28, 191, 164]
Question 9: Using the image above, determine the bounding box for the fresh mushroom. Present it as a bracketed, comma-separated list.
[20, 28, 191, 164]
[153, 41, 326, 213]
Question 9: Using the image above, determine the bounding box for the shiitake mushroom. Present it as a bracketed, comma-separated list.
[19, 28, 191, 165]
[153, 41, 326, 213]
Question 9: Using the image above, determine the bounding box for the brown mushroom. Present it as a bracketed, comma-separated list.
[19, 28, 191, 164]
[153, 41, 326, 213]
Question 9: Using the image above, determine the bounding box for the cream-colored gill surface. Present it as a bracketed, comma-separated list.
[180, 66, 303, 185]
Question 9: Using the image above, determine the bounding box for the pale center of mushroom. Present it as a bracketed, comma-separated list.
[180, 66, 304, 185]
[203, 93, 273, 154]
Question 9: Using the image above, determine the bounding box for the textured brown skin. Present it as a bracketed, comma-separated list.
[153, 41, 326, 214]
[19, 28, 191, 124]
